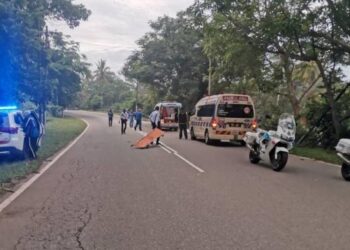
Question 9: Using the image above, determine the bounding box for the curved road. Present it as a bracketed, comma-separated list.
[0, 110, 349, 250]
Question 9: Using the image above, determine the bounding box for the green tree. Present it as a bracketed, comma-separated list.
[0, 0, 91, 117]
[78, 61, 133, 111]
[123, 11, 209, 110]
[198, 0, 350, 145]
[94, 59, 115, 84]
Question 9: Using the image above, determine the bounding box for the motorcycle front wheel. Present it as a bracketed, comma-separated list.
[249, 150, 260, 164]
[341, 163, 350, 181]
[271, 152, 288, 172]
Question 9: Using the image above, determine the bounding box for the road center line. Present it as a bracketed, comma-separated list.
[160, 142, 177, 154]
[174, 152, 205, 173]
[135, 130, 205, 174]
[0, 119, 90, 214]
[160, 145, 172, 154]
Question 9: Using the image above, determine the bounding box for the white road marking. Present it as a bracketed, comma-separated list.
[160, 145, 172, 154]
[0, 119, 90, 214]
[135, 130, 204, 173]
[174, 152, 205, 173]
[160, 142, 177, 154]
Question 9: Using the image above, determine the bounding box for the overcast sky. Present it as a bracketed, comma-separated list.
[51, 0, 194, 74]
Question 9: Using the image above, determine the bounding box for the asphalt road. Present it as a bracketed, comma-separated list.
[0, 110, 349, 250]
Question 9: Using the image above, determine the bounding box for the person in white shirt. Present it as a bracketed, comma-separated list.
[120, 109, 128, 134]
[149, 106, 161, 144]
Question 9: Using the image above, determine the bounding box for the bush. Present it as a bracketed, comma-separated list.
[48, 105, 64, 117]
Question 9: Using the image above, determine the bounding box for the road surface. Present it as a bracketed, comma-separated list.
[0, 110, 349, 250]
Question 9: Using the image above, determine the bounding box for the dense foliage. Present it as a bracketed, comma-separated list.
[77, 60, 133, 111]
[123, 0, 350, 147]
[0, 0, 91, 118]
[1, 0, 349, 147]
[122, 12, 210, 112]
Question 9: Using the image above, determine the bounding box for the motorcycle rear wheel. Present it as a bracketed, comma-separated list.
[271, 152, 288, 172]
[341, 163, 350, 181]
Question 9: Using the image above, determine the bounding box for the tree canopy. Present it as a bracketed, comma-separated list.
[122, 0, 350, 147]
[0, 0, 91, 113]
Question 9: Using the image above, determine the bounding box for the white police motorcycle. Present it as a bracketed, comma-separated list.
[335, 139, 350, 181]
[244, 113, 296, 171]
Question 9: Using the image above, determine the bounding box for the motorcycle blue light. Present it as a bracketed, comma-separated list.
[0, 106, 18, 110]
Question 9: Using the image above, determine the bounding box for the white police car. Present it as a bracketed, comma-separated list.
[0, 106, 43, 159]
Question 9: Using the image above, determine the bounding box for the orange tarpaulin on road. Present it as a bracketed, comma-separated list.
[133, 128, 165, 149]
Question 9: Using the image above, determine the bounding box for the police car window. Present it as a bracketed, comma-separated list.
[14, 113, 24, 126]
[0, 113, 9, 128]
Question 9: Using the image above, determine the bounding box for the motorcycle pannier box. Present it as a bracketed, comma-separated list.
[336, 139, 350, 155]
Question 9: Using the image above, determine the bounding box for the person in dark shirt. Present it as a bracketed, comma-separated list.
[178, 108, 188, 140]
[120, 109, 128, 134]
[108, 109, 113, 127]
[134, 109, 143, 131]
[23, 111, 42, 159]
[174, 110, 178, 123]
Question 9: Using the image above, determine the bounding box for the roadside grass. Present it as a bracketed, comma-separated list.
[0, 117, 86, 187]
[291, 146, 342, 165]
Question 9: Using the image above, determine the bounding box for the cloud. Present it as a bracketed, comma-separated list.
[50, 0, 194, 72]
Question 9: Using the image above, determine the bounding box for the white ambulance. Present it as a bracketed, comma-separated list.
[155, 102, 182, 131]
[189, 94, 257, 145]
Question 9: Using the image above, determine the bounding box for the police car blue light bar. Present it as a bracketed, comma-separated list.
[0, 106, 18, 110]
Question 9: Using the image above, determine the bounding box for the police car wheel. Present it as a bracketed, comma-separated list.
[14, 146, 29, 161]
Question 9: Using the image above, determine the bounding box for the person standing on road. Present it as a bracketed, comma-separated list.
[129, 110, 134, 128]
[108, 109, 114, 127]
[120, 109, 128, 134]
[149, 106, 161, 145]
[178, 108, 188, 139]
[134, 109, 143, 131]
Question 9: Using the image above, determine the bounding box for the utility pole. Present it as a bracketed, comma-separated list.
[135, 81, 139, 111]
[208, 37, 213, 96]
[208, 57, 212, 96]
[42, 25, 50, 126]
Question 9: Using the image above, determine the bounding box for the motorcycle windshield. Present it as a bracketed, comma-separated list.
[277, 113, 296, 142]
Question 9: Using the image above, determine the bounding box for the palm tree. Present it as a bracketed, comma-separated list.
[93, 59, 115, 84]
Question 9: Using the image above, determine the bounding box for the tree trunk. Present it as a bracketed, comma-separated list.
[281, 54, 301, 118]
[38, 101, 46, 126]
[315, 60, 340, 139]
